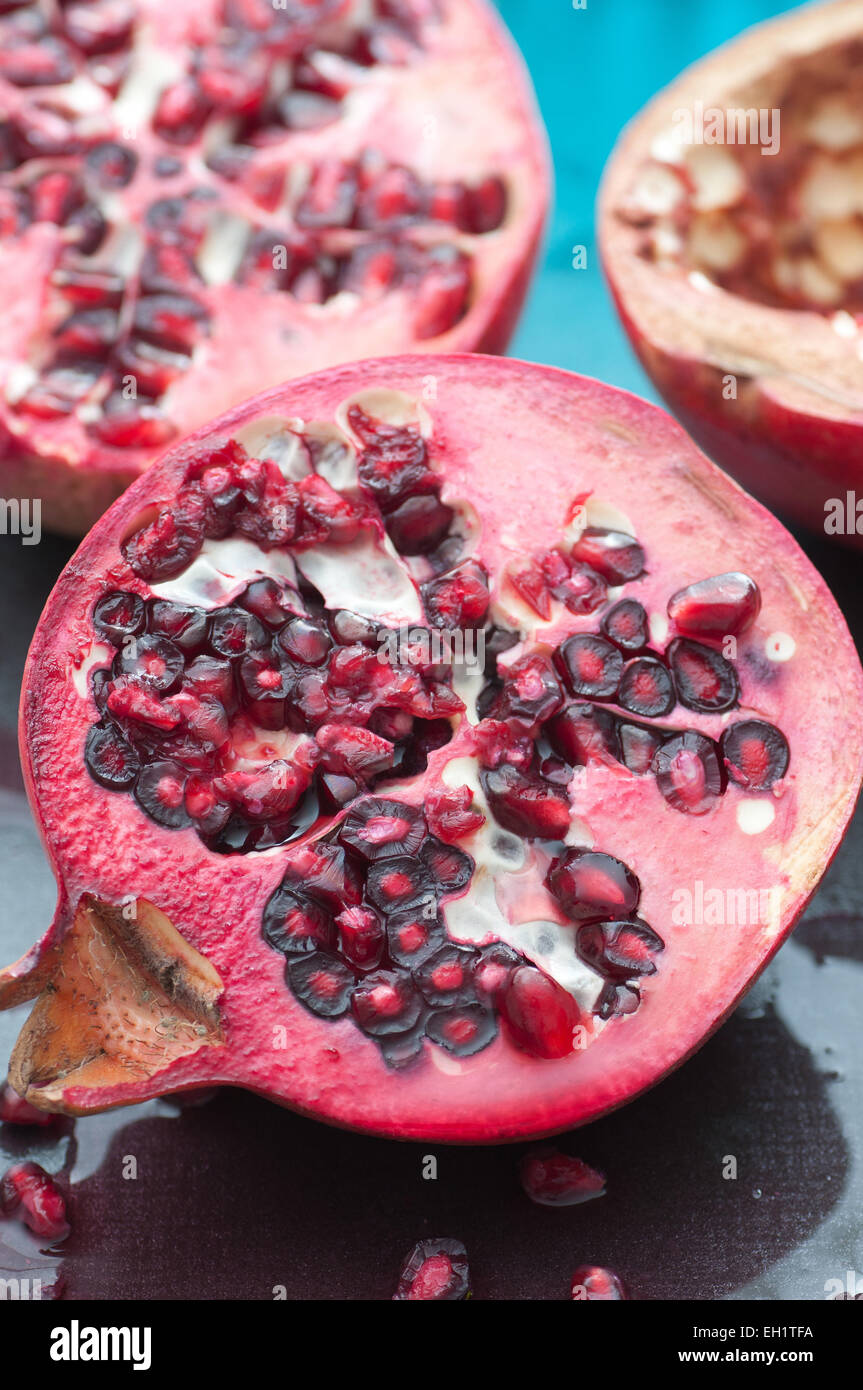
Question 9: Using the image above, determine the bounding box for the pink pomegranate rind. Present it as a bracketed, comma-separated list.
[1, 354, 861, 1143]
[0, 0, 549, 535]
[599, 0, 863, 541]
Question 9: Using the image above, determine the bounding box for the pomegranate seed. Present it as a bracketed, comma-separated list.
[296, 159, 358, 229]
[133, 293, 210, 353]
[386, 493, 455, 555]
[351, 968, 422, 1036]
[336, 905, 385, 971]
[555, 634, 623, 701]
[92, 590, 146, 643]
[366, 856, 434, 913]
[481, 763, 571, 840]
[667, 638, 739, 713]
[411, 247, 471, 338]
[91, 397, 177, 448]
[541, 550, 607, 614]
[653, 731, 724, 815]
[386, 906, 445, 969]
[601, 598, 650, 652]
[84, 721, 141, 789]
[85, 140, 138, 189]
[50, 266, 125, 305]
[422, 560, 490, 628]
[501, 966, 579, 1059]
[548, 702, 620, 767]
[287, 951, 355, 1018]
[510, 559, 552, 618]
[472, 941, 521, 998]
[414, 942, 477, 1007]
[461, 175, 507, 233]
[242, 579, 303, 630]
[1, 1162, 69, 1240]
[617, 721, 662, 776]
[519, 1151, 606, 1207]
[424, 785, 485, 843]
[546, 848, 641, 922]
[0, 1082, 56, 1127]
[393, 1238, 470, 1301]
[263, 886, 334, 956]
[339, 797, 426, 860]
[720, 720, 789, 791]
[668, 571, 761, 638]
[133, 759, 190, 828]
[617, 656, 675, 719]
[420, 837, 473, 894]
[357, 164, 424, 228]
[426, 1004, 496, 1056]
[570, 1265, 627, 1300]
[570, 528, 645, 584]
[122, 487, 207, 581]
[0, 37, 74, 86]
[64, 0, 135, 54]
[495, 655, 564, 729]
[315, 723, 395, 779]
[596, 980, 640, 1019]
[577, 919, 664, 980]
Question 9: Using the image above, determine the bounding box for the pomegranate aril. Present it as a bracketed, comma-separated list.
[548, 702, 620, 767]
[133, 293, 210, 353]
[336, 905, 385, 971]
[122, 488, 206, 581]
[64, 0, 134, 54]
[473, 941, 521, 998]
[420, 837, 473, 894]
[91, 397, 177, 449]
[0, 1162, 69, 1241]
[411, 245, 471, 339]
[0, 1081, 56, 1127]
[414, 942, 478, 1007]
[542, 550, 607, 614]
[113, 337, 191, 396]
[386, 906, 445, 969]
[54, 308, 119, 358]
[50, 266, 125, 306]
[318, 771, 359, 811]
[546, 847, 641, 922]
[351, 968, 422, 1037]
[0, 37, 74, 87]
[496, 654, 563, 728]
[570, 528, 645, 584]
[339, 797, 426, 860]
[92, 590, 145, 643]
[209, 607, 269, 658]
[654, 730, 724, 815]
[263, 886, 334, 956]
[555, 634, 623, 701]
[238, 651, 292, 729]
[618, 720, 662, 776]
[481, 763, 571, 840]
[578, 918, 664, 980]
[386, 493, 455, 555]
[183, 777, 230, 833]
[366, 856, 435, 914]
[425, 784, 484, 843]
[519, 1151, 606, 1207]
[241, 578, 302, 631]
[281, 841, 363, 911]
[148, 599, 208, 652]
[85, 721, 140, 789]
[357, 164, 424, 228]
[601, 598, 649, 652]
[570, 1266, 627, 1301]
[720, 719, 789, 791]
[667, 637, 739, 713]
[85, 140, 138, 189]
[423, 560, 490, 628]
[393, 1237, 470, 1301]
[116, 633, 184, 693]
[183, 655, 235, 707]
[107, 679, 180, 730]
[288, 951, 354, 1018]
[461, 175, 507, 233]
[668, 572, 761, 638]
[66, 200, 108, 254]
[379, 1017, 429, 1069]
[426, 1004, 496, 1057]
[510, 559, 552, 618]
[296, 159, 358, 229]
[501, 966, 579, 1059]
[617, 655, 675, 719]
[133, 759, 190, 829]
[316, 723, 395, 779]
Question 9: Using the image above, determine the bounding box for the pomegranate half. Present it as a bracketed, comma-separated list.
[2, 354, 860, 1142]
[600, 0, 863, 542]
[0, 0, 548, 535]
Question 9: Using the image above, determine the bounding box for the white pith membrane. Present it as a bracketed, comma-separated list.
[76, 383, 795, 1069]
[0, 0, 547, 535]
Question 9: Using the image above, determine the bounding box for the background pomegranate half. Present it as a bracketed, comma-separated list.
[599, 0, 863, 543]
[0, 0, 549, 536]
[1, 354, 860, 1142]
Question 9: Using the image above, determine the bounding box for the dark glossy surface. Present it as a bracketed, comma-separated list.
[1, 0, 862, 1301]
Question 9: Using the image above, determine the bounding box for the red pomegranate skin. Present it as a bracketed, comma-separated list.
[599, 1, 863, 544]
[1, 354, 861, 1143]
[0, 0, 549, 536]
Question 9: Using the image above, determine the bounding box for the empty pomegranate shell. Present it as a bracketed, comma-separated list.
[0, 354, 860, 1145]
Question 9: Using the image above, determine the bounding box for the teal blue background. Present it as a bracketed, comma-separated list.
[497, 0, 803, 397]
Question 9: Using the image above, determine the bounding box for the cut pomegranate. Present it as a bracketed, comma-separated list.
[3, 355, 860, 1143]
[519, 1151, 606, 1207]
[600, 1, 863, 543]
[393, 1238, 470, 1301]
[0, 0, 549, 537]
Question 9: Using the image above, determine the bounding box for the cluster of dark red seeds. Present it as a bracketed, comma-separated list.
[480, 563, 788, 822]
[2, 0, 507, 443]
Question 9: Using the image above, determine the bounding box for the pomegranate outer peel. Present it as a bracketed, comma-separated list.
[0, 0, 550, 537]
[599, 0, 863, 541]
[2, 354, 862, 1142]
